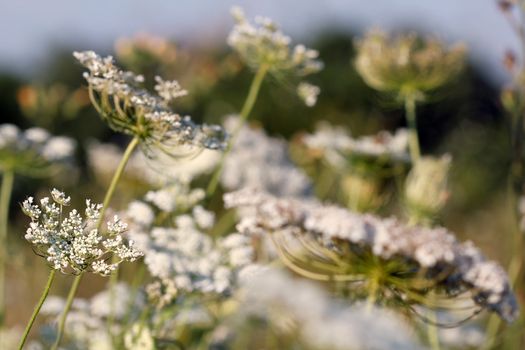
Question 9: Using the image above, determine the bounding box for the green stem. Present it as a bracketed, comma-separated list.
[0, 170, 14, 325]
[404, 94, 421, 163]
[426, 308, 441, 350]
[97, 136, 141, 229]
[51, 136, 140, 350]
[206, 64, 269, 197]
[18, 269, 56, 350]
[51, 273, 82, 350]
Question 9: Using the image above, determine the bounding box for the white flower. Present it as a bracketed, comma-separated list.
[297, 82, 320, 107]
[224, 188, 519, 322]
[228, 7, 322, 76]
[74, 51, 227, 153]
[0, 124, 75, 176]
[221, 116, 312, 197]
[22, 190, 142, 276]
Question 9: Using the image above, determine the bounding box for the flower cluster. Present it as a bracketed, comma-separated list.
[221, 117, 312, 197]
[73, 51, 227, 155]
[123, 200, 255, 307]
[224, 188, 519, 322]
[227, 7, 322, 106]
[218, 268, 423, 350]
[303, 122, 410, 168]
[355, 30, 466, 98]
[22, 189, 142, 275]
[0, 124, 75, 176]
[228, 7, 323, 76]
[38, 283, 145, 349]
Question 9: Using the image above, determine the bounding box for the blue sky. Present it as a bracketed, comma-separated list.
[0, 0, 517, 83]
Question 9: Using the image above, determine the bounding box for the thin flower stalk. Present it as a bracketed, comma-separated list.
[206, 64, 269, 196]
[51, 273, 81, 350]
[404, 93, 421, 162]
[0, 170, 14, 325]
[17, 269, 56, 350]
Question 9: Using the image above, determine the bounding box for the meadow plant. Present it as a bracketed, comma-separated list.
[355, 30, 466, 162]
[3, 5, 523, 350]
[0, 125, 75, 326]
[224, 188, 519, 323]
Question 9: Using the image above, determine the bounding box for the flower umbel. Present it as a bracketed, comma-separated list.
[22, 189, 142, 276]
[0, 124, 76, 176]
[228, 7, 323, 76]
[224, 188, 519, 323]
[355, 30, 466, 99]
[73, 51, 227, 157]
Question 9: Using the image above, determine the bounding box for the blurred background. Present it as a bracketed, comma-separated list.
[0, 0, 522, 346]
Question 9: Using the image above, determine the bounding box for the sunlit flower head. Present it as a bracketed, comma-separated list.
[73, 51, 227, 158]
[355, 29, 466, 99]
[228, 7, 323, 76]
[22, 189, 142, 276]
[224, 188, 519, 323]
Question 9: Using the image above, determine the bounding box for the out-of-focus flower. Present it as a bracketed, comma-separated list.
[224, 188, 519, 323]
[221, 268, 424, 350]
[221, 116, 312, 197]
[227, 7, 322, 106]
[296, 82, 320, 107]
[0, 124, 75, 177]
[39, 283, 145, 349]
[301, 123, 409, 211]
[22, 189, 142, 276]
[73, 51, 227, 157]
[405, 154, 452, 223]
[355, 30, 466, 99]
[228, 7, 323, 76]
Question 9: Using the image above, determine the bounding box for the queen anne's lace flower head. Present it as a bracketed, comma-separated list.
[224, 188, 519, 323]
[221, 116, 312, 197]
[73, 51, 227, 157]
[0, 124, 75, 176]
[22, 189, 142, 276]
[355, 29, 466, 99]
[227, 7, 323, 106]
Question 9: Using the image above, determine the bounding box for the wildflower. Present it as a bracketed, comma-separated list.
[22, 189, 142, 276]
[355, 29, 466, 100]
[404, 154, 452, 222]
[221, 116, 312, 197]
[296, 82, 320, 107]
[226, 268, 424, 350]
[124, 199, 255, 305]
[303, 123, 410, 167]
[228, 7, 322, 76]
[227, 7, 322, 106]
[0, 124, 75, 176]
[224, 188, 519, 322]
[302, 123, 409, 211]
[73, 51, 227, 157]
[39, 283, 144, 349]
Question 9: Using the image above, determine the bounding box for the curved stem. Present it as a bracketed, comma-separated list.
[18, 269, 56, 350]
[404, 94, 421, 163]
[51, 273, 82, 350]
[206, 64, 269, 197]
[0, 170, 14, 325]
